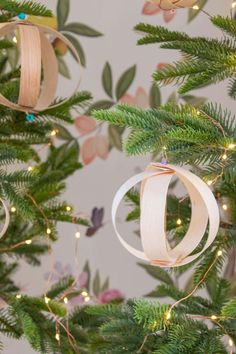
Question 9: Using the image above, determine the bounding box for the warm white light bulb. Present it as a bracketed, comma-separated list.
[84, 296, 90, 303]
[66, 206, 72, 212]
[211, 315, 217, 320]
[166, 312, 171, 320]
[64, 297, 68, 304]
[46, 228, 52, 235]
[75, 231, 81, 239]
[222, 154, 228, 160]
[207, 180, 213, 186]
[55, 333, 60, 341]
[217, 250, 223, 257]
[44, 296, 50, 304]
[12, 36, 17, 43]
[16, 294, 22, 299]
[192, 5, 199, 10]
[27, 166, 33, 172]
[176, 218, 182, 226]
[50, 129, 57, 136]
[229, 338, 234, 347]
[222, 204, 228, 211]
[25, 240, 32, 245]
[228, 143, 236, 149]
[81, 291, 88, 297]
[11, 206, 16, 213]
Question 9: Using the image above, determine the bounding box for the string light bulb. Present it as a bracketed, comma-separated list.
[229, 338, 234, 347]
[11, 206, 16, 213]
[217, 250, 223, 257]
[222, 154, 228, 160]
[166, 311, 171, 320]
[192, 5, 199, 10]
[46, 228, 52, 235]
[81, 291, 88, 297]
[63, 297, 68, 304]
[55, 333, 60, 341]
[207, 180, 213, 186]
[12, 36, 17, 43]
[27, 166, 33, 172]
[16, 294, 22, 299]
[84, 296, 90, 303]
[66, 206, 72, 212]
[25, 240, 32, 245]
[228, 143, 236, 149]
[211, 315, 217, 320]
[232, 1, 236, 9]
[222, 204, 228, 211]
[75, 231, 81, 239]
[176, 218, 182, 226]
[44, 296, 50, 304]
[50, 129, 57, 137]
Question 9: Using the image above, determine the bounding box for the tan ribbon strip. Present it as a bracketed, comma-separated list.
[0, 21, 81, 113]
[0, 199, 10, 239]
[112, 163, 220, 268]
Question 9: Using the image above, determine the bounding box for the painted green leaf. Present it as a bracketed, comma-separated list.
[116, 65, 136, 100]
[83, 261, 91, 292]
[87, 100, 114, 115]
[188, 0, 208, 23]
[93, 270, 101, 296]
[101, 277, 109, 292]
[108, 125, 124, 151]
[63, 33, 86, 67]
[53, 124, 72, 141]
[149, 83, 161, 108]
[57, 55, 70, 79]
[138, 263, 174, 285]
[102, 62, 113, 98]
[63, 22, 102, 37]
[57, 0, 70, 29]
[181, 95, 207, 107]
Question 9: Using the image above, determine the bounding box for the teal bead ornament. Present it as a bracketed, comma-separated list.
[26, 114, 36, 122]
[17, 13, 27, 20]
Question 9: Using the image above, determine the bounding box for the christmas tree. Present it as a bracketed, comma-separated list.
[0, 1, 236, 354]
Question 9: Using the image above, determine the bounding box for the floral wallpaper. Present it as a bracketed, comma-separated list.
[5, 0, 234, 352]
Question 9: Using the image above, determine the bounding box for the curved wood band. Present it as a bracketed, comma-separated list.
[0, 21, 81, 113]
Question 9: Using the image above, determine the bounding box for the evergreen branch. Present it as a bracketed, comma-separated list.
[0, 0, 52, 17]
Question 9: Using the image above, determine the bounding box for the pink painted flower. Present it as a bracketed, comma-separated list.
[121, 87, 149, 108]
[98, 289, 124, 304]
[81, 135, 109, 165]
[142, 1, 176, 22]
[75, 115, 96, 135]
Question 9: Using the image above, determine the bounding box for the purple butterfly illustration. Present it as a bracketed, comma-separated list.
[86, 207, 104, 236]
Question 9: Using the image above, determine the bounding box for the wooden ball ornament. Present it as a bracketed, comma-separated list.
[112, 163, 220, 268]
[0, 21, 81, 113]
[0, 199, 10, 239]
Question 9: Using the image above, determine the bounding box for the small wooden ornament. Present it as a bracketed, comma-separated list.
[0, 199, 10, 239]
[112, 163, 220, 268]
[147, 0, 197, 10]
[0, 21, 81, 113]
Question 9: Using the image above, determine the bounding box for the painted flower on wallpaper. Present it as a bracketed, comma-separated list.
[75, 115, 109, 165]
[98, 289, 124, 304]
[142, 1, 176, 22]
[86, 207, 104, 237]
[146, 0, 197, 10]
[120, 87, 149, 108]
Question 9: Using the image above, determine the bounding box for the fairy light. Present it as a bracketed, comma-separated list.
[10, 206, 16, 213]
[192, 5, 199, 10]
[207, 180, 213, 186]
[66, 206, 72, 212]
[222, 154, 228, 160]
[25, 240, 32, 245]
[50, 129, 57, 137]
[16, 294, 22, 299]
[232, 1, 236, 8]
[211, 315, 218, 320]
[12, 36, 17, 43]
[222, 204, 228, 211]
[176, 218, 182, 226]
[229, 338, 234, 347]
[63, 297, 68, 304]
[44, 296, 50, 304]
[228, 143, 236, 149]
[84, 296, 90, 303]
[27, 166, 33, 172]
[55, 333, 60, 341]
[166, 311, 171, 320]
[217, 250, 223, 257]
[81, 291, 88, 297]
[46, 228, 52, 235]
[75, 231, 81, 239]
